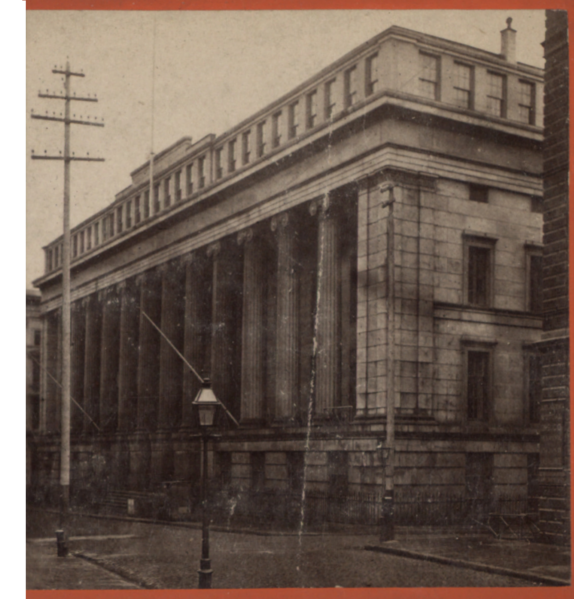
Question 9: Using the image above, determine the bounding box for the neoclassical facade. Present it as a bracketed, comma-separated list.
[32, 24, 545, 521]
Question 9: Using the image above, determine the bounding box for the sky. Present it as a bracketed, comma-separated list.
[26, 9, 546, 288]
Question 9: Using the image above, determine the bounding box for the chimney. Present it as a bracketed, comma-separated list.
[500, 17, 517, 63]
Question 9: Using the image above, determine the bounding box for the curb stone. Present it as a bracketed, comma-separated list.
[365, 544, 570, 587]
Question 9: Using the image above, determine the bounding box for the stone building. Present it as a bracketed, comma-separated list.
[31, 23, 545, 523]
[537, 9, 570, 545]
[26, 289, 42, 492]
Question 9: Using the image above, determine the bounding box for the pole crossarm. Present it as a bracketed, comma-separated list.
[52, 69, 85, 77]
[39, 93, 98, 102]
[31, 114, 104, 127]
[32, 155, 105, 162]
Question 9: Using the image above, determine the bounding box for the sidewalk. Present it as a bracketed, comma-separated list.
[366, 527, 571, 586]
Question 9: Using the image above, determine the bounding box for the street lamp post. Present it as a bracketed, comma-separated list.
[192, 378, 219, 589]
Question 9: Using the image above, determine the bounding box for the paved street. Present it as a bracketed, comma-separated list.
[27, 508, 566, 589]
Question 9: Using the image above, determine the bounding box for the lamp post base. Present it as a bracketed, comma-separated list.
[198, 559, 213, 589]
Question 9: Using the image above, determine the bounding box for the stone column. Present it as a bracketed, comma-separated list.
[158, 260, 185, 430]
[239, 229, 265, 422]
[117, 278, 140, 431]
[83, 294, 101, 434]
[272, 212, 299, 420]
[99, 286, 121, 432]
[70, 300, 86, 434]
[136, 269, 161, 431]
[313, 195, 340, 416]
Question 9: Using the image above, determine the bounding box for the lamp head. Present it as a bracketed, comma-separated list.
[192, 378, 218, 428]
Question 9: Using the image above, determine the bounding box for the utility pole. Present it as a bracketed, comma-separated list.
[380, 182, 396, 542]
[31, 61, 104, 557]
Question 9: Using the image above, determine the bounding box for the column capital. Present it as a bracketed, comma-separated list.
[98, 285, 117, 301]
[237, 228, 254, 246]
[309, 193, 332, 219]
[180, 251, 195, 266]
[270, 212, 290, 232]
[206, 241, 221, 258]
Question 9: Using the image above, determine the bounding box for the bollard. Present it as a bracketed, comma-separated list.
[56, 529, 68, 557]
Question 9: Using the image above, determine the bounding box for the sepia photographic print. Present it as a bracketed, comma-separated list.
[26, 5, 571, 592]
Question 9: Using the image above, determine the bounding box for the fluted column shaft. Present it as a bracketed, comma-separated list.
[70, 301, 86, 434]
[99, 286, 121, 432]
[240, 230, 265, 422]
[314, 196, 340, 415]
[83, 295, 101, 433]
[158, 261, 185, 429]
[136, 270, 161, 431]
[273, 213, 299, 420]
[117, 279, 140, 431]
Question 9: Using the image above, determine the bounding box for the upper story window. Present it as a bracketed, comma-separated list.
[94, 222, 100, 246]
[153, 183, 160, 213]
[86, 227, 92, 250]
[272, 111, 282, 148]
[175, 170, 182, 202]
[134, 196, 141, 224]
[306, 90, 318, 129]
[34, 329, 41, 346]
[344, 65, 358, 107]
[164, 177, 171, 208]
[242, 130, 251, 165]
[257, 121, 266, 157]
[46, 249, 53, 272]
[469, 184, 488, 203]
[186, 163, 193, 196]
[365, 53, 379, 96]
[466, 348, 492, 422]
[228, 138, 237, 172]
[215, 147, 223, 179]
[109, 213, 115, 237]
[198, 156, 206, 188]
[126, 200, 132, 228]
[419, 52, 440, 100]
[518, 80, 536, 125]
[325, 78, 337, 119]
[526, 247, 543, 313]
[464, 234, 496, 308]
[72, 234, 78, 257]
[486, 71, 506, 117]
[144, 190, 150, 218]
[79, 230, 85, 254]
[531, 196, 543, 213]
[117, 205, 123, 233]
[453, 62, 473, 109]
[525, 349, 542, 423]
[288, 101, 299, 139]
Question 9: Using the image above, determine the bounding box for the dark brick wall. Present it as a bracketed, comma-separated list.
[537, 9, 570, 545]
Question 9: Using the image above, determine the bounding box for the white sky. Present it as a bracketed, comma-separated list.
[26, 10, 546, 287]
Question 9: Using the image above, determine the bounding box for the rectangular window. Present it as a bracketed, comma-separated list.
[34, 329, 41, 346]
[453, 62, 473, 109]
[325, 78, 337, 119]
[54, 245, 59, 266]
[72, 235, 78, 257]
[257, 121, 266, 157]
[86, 227, 92, 250]
[215, 147, 223, 179]
[328, 452, 349, 499]
[134, 196, 141, 224]
[109, 213, 115, 237]
[531, 196, 543, 213]
[467, 350, 491, 421]
[306, 90, 318, 129]
[144, 190, 151, 218]
[186, 164, 193, 196]
[46, 249, 53, 271]
[250, 452, 265, 493]
[288, 101, 299, 139]
[518, 80, 535, 125]
[365, 53, 379, 96]
[486, 72, 506, 117]
[272, 111, 282, 148]
[287, 453, 304, 495]
[164, 177, 171, 208]
[126, 200, 132, 228]
[528, 251, 543, 313]
[153, 184, 160, 213]
[469, 184, 488, 203]
[419, 52, 440, 100]
[344, 65, 358, 107]
[228, 138, 236, 172]
[79, 230, 85, 254]
[526, 352, 542, 423]
[198, 156, 206, 188]
[242, 130, 251, 165]
[175, 170, 182, 202]
[116, 206, 123, 233]
[464, 234, 496, 307]
[94, 222, 100, 246]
